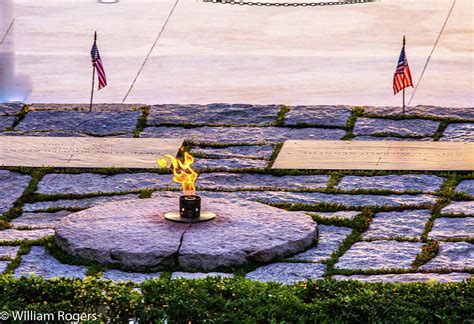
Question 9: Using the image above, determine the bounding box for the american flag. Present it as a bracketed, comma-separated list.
[90, 34, 107, 90]
[393, 41, 413, 95]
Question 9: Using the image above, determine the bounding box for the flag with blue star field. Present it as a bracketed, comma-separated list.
[393, 39, 413, 95]
[90, 32, 107, 90]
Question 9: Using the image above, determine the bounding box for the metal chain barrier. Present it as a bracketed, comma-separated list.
[202, 0, 378, 7]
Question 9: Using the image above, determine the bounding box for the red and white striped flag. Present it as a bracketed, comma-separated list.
[393, 38, 413, 95]
[90, 33, 107, 90]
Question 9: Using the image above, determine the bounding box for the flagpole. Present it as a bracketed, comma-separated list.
[402, 35, 406, 116]
[89, 31, 97, 113]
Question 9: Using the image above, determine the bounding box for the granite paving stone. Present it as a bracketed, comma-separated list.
[196, 191, 438, 208]
[14, 246, 87, 279]
[421, 242, 474, 271]
[353, 118, 440, 137]
[0, 246, 20, 259]
[148, 104, 281, 126]
[337, 174, 444, 193]
[441, 201, 474, 216]
[101, 269, 161, 283]
[352, 136, 433, 141]
[194, 157, 268, 170]
[197, 173, 329, 190]
[36, 173, 175, 195]
[440, 123, 474, 142]
[0, 170, 32, 215]
[140, 126, 345, 144]
[0, 228, 54, 242]
[334, 241, 423, 270]
[456, 180, 474, 196]
[428, 217, 474, 240]
[333, 272, 471, 283]
[191, 145, 274, 159]
[363, 106, 474, 121]
[312, 211, 359, 220]
[29, 103, 144, 112]
[171, 272, 234, 279]
[22, 194, 140, 212]
[246, 262, 326, 284]
[0, 103, 22, 116]
[11, 210, 73, 229]
[363, 210, 432, 240]
[16, 110, 140, 135]
[0, 116, 16, 131]
[0, 131, 90, 137]
[284, 105, 352, 127]
[0, 261, 10, 273]
[292, 225, 352, 262]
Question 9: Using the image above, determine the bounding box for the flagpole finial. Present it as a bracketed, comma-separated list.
[403, 35, 406, 46]
[94, 31, 97, 41]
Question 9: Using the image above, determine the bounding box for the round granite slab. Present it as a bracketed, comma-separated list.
[55, 197, 317, 270]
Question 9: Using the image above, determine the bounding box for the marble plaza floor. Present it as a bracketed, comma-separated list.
[1, 0, 473, 106]
[0, 103, 472, 284]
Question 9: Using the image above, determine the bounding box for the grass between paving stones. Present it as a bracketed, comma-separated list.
[432, 120, 450, 141]
[274, 105, 290, 126]
[133, 105, 150, 137]
[421, 174, 460, 242]
[6, 104, 29, 131]
[412, 240, 440, 268]
[341, 106, 364, 140]
[1, 277, 472, 323]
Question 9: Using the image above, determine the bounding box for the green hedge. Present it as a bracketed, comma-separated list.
[0, 276, 472, 322]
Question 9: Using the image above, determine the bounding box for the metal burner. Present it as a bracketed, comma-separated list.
[165, 195, 216, 223]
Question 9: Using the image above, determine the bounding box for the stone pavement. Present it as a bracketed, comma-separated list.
[0, 104, 472, 284]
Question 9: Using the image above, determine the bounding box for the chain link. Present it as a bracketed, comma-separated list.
[202, 0, 377, 7]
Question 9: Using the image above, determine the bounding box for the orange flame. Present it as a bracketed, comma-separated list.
[158, 152, 198, 196]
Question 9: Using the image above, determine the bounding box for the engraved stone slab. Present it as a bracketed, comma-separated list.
[246, 262, 326, 284]
[428, 217, 474, 240]
[55, 198, 317, 271]
[273, 140, 474, 171]
[333, 272, 471, 283]
[14, 246, 87, 279]
[421, 242, 474, 271]
[334, 241, 423, 270]
[0, 137, 183, 168]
